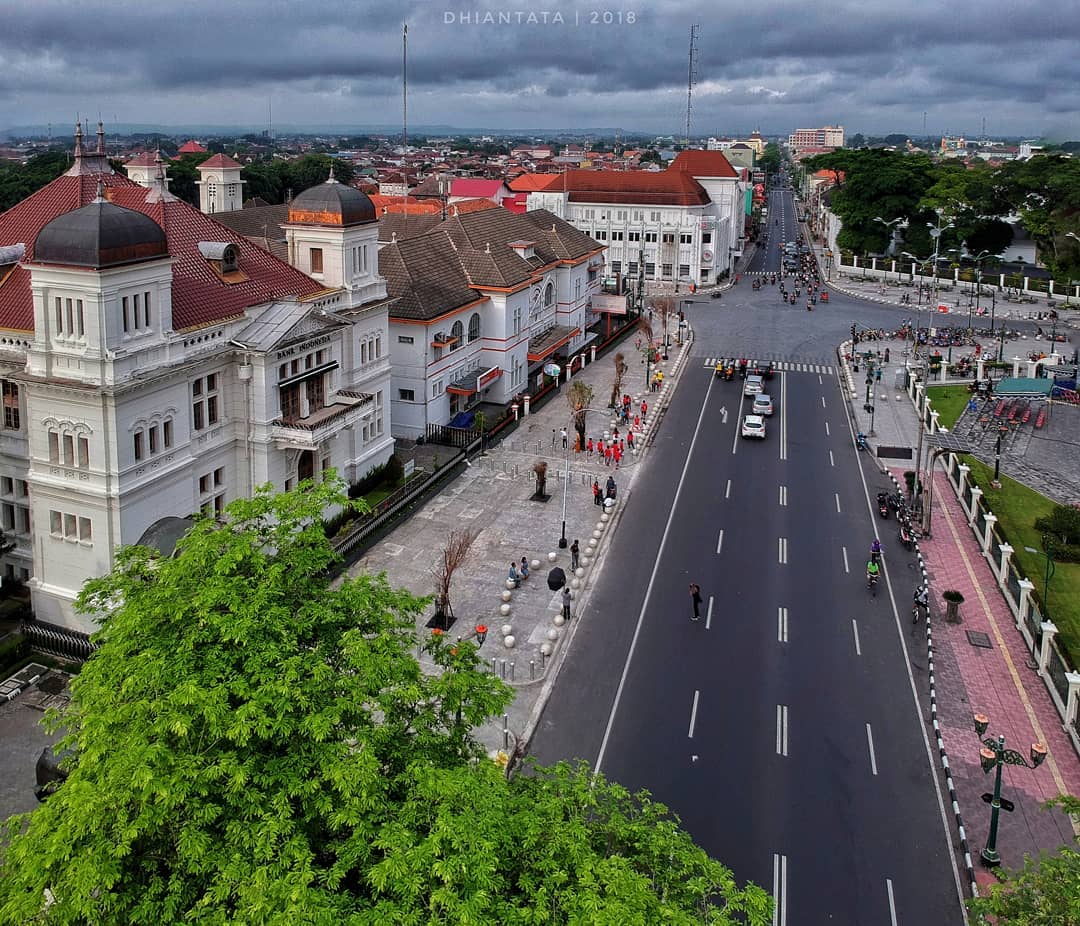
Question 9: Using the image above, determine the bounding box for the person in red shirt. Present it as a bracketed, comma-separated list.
[586, 437, 594, 458]
[613, 444, 622, 469]
[604, 445, 613, 466]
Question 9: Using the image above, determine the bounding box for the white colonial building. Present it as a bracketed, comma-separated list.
[377, 208, 604, 439]
[526, 150, 746, 288]
[0, 123, 392, 632]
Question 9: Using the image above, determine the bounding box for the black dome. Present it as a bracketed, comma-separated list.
[35, 199, 167, 269]
[289, 178, 376, 227]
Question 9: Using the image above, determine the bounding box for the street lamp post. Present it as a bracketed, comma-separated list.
[1024, 535, 1057, 619]
[992, 425, 1008, 487]
[902, 251, 933, 357]
[972, 712, 1047, 867]
[927, 212, 955, 309]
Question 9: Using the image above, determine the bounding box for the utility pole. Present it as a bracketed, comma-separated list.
[685, 25, 699, 148]
[402, 21, 408, 155]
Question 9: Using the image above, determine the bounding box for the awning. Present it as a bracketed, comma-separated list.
[446, 371, 478, 396]
[476, 365, 502, 390]
[527, 325, 579, 362]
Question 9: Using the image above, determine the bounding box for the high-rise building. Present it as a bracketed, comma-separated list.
[787, 125, 844, 153]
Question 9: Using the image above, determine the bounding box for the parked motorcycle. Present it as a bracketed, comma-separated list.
[899, 519, 915, 550]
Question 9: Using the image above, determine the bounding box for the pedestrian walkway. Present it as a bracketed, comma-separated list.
[840, 336, 1080, 894]
[345, 328, 695, 760]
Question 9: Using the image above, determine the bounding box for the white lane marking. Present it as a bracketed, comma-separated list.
[705, 595, 714, 630]
[772, 854, 787, 926]
[825, 420, 831, 437]
[853, 619, 862, 655]
[778, 537, 787, 564]
[779, 484, 787, 506]
[821, 395, 826, 408]
[778, 606, 788, 643]
[886, 879, 898, 925]
[835, 492, 842, 514]
[776, 704, 789, 756]
[829, 449, 835, 467]
[866, 723, 879, 775]
[716, 529, 724, 554]
[731, 393, 743, 456]
[688, 690, 700, 738]
[595, 373, 719, 776]
[818, 374, 823, 385]
[842, 545, 850, 574]
[725, 478, 732, 499]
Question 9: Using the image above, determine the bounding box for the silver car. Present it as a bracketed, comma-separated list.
[752, 394, 774, 416]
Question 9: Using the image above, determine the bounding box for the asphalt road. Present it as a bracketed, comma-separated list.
[528, 184, 969, 923]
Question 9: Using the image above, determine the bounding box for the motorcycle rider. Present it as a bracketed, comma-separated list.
[866, 559, 880, 587]
[870, 539, 882, 563]
[913, 586, 929, 622]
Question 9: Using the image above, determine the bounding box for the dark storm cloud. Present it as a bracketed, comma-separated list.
[1, 0, 1076, 135]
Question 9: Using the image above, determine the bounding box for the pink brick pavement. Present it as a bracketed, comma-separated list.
[916, 470, 1080, 883]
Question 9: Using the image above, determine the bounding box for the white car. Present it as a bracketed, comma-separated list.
[741, 414, 767, 439]
[752, 394, 774, 416]
[743, 375, 764, 397]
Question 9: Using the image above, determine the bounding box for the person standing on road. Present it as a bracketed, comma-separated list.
[560, 427, 568, 449]
[586, 437, 594, 458]
[593, 479, 601, 506]
[690, 583, 703, 621]
[570, 540, 580, 571]
[561, 586, 572, 622]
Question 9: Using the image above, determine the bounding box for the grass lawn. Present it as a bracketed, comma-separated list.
[926, 385, 973, 431]
[963, 458, 1080, 669]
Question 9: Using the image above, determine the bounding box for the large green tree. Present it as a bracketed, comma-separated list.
[0, 150, 72, 212]
[0, 479, 769, 924]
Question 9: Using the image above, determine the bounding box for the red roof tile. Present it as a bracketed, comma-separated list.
[197, 153, 243, 169]
[0, 171, 324, 333]
[668, 150, 738, 178]
[369, 194, 442, 215]
[507, 173, 563, 193]
[178, 140, 207, 154]
[450, 198, 501, 215]
[125, 150, 170, 167]
[549, 169, 710, 206]
[449, 178, 505, 198]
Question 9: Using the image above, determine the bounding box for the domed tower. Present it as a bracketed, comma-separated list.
[27, 186, 174, 379]
[283, 171, 386, 305]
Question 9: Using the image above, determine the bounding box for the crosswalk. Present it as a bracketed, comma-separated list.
[702, 357, 835, 375]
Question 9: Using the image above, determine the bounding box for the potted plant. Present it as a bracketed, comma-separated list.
[942, 589, 965, 623]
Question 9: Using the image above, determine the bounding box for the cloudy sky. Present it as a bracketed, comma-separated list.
[2, 0, 1076, 138]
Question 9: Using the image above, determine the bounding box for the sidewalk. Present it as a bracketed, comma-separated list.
[842, 340, 1080, 893]
[345, 327, 695, 758]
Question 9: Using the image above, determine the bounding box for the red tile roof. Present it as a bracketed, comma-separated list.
[125, 151, 169, 167]
[0, 171, 324, 333]
[369, 194, 442, 216]
[549, 169, 710, 206]
[450, 198, 501, 215]
[449, 178, 505, 198]
[507, 173, 562, 193]
[198, 153, 243, 170]
[668, 150, 738, 178]
[177, 140, 207, 154]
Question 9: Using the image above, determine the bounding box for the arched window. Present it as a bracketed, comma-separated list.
[468, 313, 481, 342]
[544, 282, 555, 307]
[450, 320, 464, 351]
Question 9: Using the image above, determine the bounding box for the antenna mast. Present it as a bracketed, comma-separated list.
[685, 24, 699, 147]
[402, 21, 408, 155]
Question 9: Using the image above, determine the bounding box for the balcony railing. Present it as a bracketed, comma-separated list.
[271, 392, 374, 449]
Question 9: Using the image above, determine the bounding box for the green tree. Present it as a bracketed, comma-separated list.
[639, 149, 662, 165]
[967, 796, 1080, 925]
[164, 153, 203, 206]
[0, 150, 72, 211]
[0, 480, 769, 924]
[758, 143, 781, 176]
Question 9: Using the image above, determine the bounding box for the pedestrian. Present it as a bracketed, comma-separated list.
[641, 399, 648, 421]
[593, 479, 601, 506]
[560, 427, 568, 449]
[605, 475, 616, 499]
[633, 414, 640, 430]
[561, 586, 572, 622]
[551, 428, 557, 448]
[604, 445, 613, 467]
[690, 583, 703, 621]
[586, 437, 594, 458]
[613, 444, 621, 469]
[520, 556, 529, 580]
[570, 539, 580, 571]
[508, 562, 521, 588]
[612, 425, 619, 441]
[627, 430, 635, 451]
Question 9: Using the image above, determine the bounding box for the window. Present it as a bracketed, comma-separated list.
[449, 320, 463, 351]
[48, 431, 59, 463]
[680, 234, 692, 244]
[679, 264, 691, 277]
[644, 232, 657, 243]
[0, 478, 10, 495]
[78, 436, 89, 467]
[134, 431, 144, 461]
[544, 282, 555, 307]
[611, 260, 622, 273]
[398, 388, 415, 401]
[513, 306, 522, 335]
[163, 420, 173, 449]
[628, 232, 640, 242]
[594, 231, 607, 241]
[122, 296, 129, 332]
[192, 374, 220, 431]
[703, 232, 712, 244]
[645, 262, 656, 277]
[398, 335, 415, 344]
[197, 467, 226, 517]
[468, 313, 480, 342]
[650, 211, 661, 222]
[50, 510, 62, 535]
[662, 234, 675, 245]
[149, 426, 159, 455]
[700, 269, 710, 281]
[431, 380, 442, 398]
[1, 381, 19, 430]
[63, 434, 74, 467]
[628, 261, 638, 276]
[661, 263, 673, 278]
[310, 248, 324, 274]
[79, 517, 92, 542]
[611, 231, 623, 241]
[64, 513, 76, 537]
[280, 383, 301, 420]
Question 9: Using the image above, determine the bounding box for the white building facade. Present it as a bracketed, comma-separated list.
[0, 127, 393, 632]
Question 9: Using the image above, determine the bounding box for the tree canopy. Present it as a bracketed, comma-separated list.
[0, 479, 770, 925]
[0, 150, 72, 212]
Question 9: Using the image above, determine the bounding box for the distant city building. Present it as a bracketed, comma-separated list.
[940, 135, 967, 152]
[177, 139, 208, 155]
[526, 149, 747, 287]
[787, 125, 844, 153]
